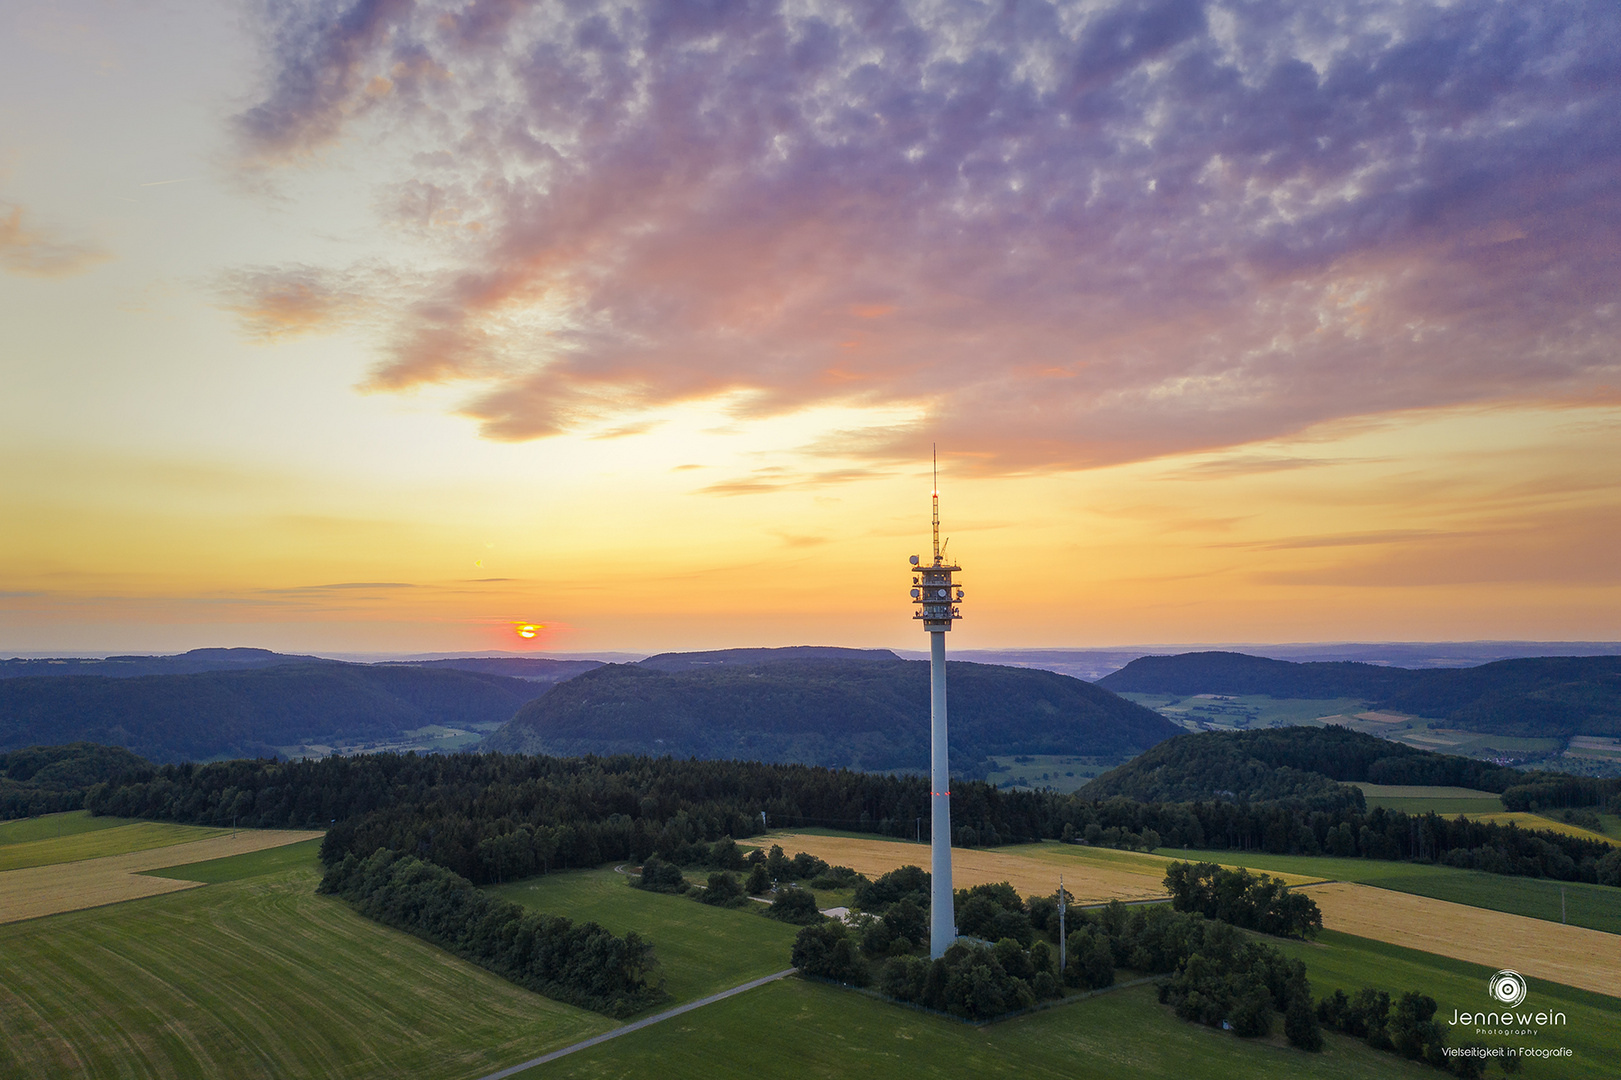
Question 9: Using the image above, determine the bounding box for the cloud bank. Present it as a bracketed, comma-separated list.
[230, 0, 1621, 470]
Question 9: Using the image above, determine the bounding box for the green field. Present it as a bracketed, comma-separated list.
[987, 754, 1118, 793]
[0, 855, 612, 1079]
[0, 809, 132, 846]
[1156, 849, 1621, 935]
[1118, 694, 1369, 731]
[1274, 930, 1618, 1080]
[0, 819, 230, 871]
[491, 867, 800, 1007]
[143, 836, 326, 884]
[540, 973, 1436, 1080]
[1353, 783, 1506, 814]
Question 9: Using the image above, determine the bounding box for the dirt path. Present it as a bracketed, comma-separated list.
[0, 829, 325, 924]
[474, 968, 798, 1079]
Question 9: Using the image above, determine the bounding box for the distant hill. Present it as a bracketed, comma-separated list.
[1098, 651, 1621, 738]
[1, 649, 606, 686]
[0, 647, 334, 680]
[1098, 651, 1418, 699]
[1081, 727, 1524, 805]
[375, 657, 603, 683]
[0, 663, 555, 764]
[483, 647, 1182, 772]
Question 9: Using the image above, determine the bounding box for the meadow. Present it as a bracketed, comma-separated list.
[4, 816, 1617, 1080]
[0, 809, 131, 845]
[1273, 930, 1618, 1080]
[538, 972, 1439, 1080]
[0, 841, 613, 1079]
[490, 867, 800, 1007]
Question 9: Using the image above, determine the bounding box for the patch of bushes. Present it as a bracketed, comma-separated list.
[1163, 861, 1323, 938]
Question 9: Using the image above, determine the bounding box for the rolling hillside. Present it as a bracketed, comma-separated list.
[1099, 652, 1621, 738]
[482, 647, 1181, 772]
[1080, 726, 1525, 805]
[0, 664, 555, 763]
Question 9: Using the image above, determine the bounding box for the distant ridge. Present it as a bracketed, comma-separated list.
[484, 647, 1182, 772]
[1098, 651, 1621, 738]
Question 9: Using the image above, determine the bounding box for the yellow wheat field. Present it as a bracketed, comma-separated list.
[1303, 882, 1621, 998]
[0, 829, 324, 924]
[1461, 813, 1621, 846]
[755, 834, 1322, 905]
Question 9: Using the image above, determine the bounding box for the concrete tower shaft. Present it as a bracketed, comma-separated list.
[909, 467, 963, 959]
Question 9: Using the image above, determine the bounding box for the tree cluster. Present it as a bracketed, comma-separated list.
[0, 743, 150, 819]
[319, 848, 662, 1017]
[1162, 862, 1322, 938]
[1317, 988, 1492, 1078]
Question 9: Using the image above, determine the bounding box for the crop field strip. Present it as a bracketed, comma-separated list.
[1301, 882, 1620, 997]
[0, 820, 233, 871]
[0, 827, 323, 923]
[1460, 812, 1621, 845]
[1157, 847, 1621, 935]
[754, 833, 1323, 905]
[0, 863, 613, 1079]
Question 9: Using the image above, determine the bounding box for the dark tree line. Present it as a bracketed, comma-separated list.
[1, 743, 150, 819]
[319, 848, 661, 1017]
[78, 745, 1620, 889]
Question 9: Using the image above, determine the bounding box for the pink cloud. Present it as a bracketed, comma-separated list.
[229, 0, 1621, 472]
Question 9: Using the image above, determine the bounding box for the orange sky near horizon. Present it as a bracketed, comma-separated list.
[2, 0, 1619, 656]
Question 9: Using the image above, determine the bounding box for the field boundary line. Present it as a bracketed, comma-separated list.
[474, 967, 798, 1080]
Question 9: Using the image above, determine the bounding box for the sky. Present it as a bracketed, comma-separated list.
[2, 0, 1619, 657]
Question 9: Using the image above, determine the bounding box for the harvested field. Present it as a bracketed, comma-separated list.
[1302, 882, 1620, 997]
[0, 821, 231, 871]
[756, 834, 1323, 905]
[0, 829, 323, 924]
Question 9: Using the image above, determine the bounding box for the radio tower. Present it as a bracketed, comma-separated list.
[910, 446, 963, 959]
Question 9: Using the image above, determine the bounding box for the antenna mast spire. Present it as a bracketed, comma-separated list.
[932, 444, 941, 563]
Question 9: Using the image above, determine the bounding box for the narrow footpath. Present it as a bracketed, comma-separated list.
[474, 967, 798, 1080]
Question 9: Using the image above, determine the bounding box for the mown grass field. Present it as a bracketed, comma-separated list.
[143, 837, 325, 884]
[1273, 929, 1619, 1080]
[1156, 848, 1621, 935]
[541, 975, 1438, 1080]
[491, 867, 800, 1007]
[0, 809, 132, 846]
[0, 819, 230, 871]
[0, 846, 612, 1079]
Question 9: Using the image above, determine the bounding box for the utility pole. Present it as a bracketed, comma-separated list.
[1059, 875, 1068, 975]
[910, 446, 964, 960]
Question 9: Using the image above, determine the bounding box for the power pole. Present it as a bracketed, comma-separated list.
[1058, 875, 1068, 976]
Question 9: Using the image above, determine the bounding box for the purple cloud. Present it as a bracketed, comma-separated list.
[232, 0, 1621, 471]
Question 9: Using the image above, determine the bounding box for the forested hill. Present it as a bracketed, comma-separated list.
[1, 649, 603, 685]
[0, 647, 332, 679]
[1081, 727, 1525, 805]
[1097, 652, 1417, 698]
[0, 664, 554, 763]
[1098, 651, 1621, 738]
[483, 649, 1181, 772]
